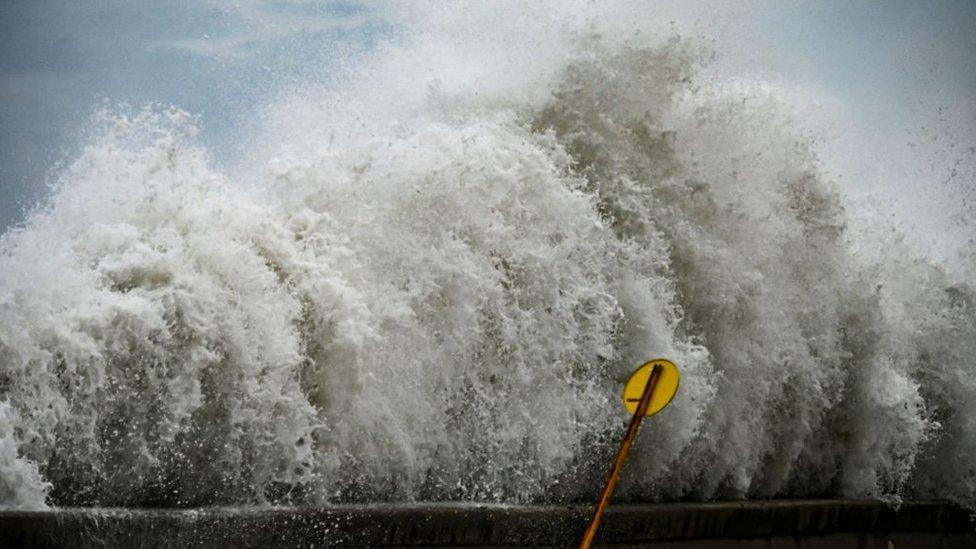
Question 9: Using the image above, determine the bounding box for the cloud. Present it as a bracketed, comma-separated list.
[149, 1, 376, 60]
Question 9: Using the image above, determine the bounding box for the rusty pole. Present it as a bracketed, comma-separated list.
[579, 364, 661, 549]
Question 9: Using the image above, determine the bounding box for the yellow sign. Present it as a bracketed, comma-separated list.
[621, 358, 680, 416]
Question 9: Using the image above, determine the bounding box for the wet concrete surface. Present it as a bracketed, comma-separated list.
[0, 499, 974, 548]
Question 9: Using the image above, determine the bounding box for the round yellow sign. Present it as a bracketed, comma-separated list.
[621, 358, 680, 416]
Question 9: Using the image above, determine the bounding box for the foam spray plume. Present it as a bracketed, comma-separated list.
[1, 5, 974, 510]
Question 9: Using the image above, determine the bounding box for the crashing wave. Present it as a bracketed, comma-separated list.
[0, 33, 974, 509]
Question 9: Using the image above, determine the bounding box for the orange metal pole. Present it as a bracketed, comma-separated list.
[579, 364, 661, 549]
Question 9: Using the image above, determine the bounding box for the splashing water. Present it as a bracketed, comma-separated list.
[1, 7, 974, 510]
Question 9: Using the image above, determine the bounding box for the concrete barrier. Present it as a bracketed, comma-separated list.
[1, 499, 973, 548]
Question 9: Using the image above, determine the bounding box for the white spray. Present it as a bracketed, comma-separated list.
[0, 2, 973, 509]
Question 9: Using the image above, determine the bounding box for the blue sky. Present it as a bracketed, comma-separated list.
[0, 1, 388, 228]
[0, 1, 974, 253]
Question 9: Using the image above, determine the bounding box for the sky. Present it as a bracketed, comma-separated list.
[0, 0, 387, 229]
[0, 1, 974, 261]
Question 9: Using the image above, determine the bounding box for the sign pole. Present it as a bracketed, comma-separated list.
[579, 364, 662, 549]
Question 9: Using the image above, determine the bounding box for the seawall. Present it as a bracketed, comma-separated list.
[1, 499, 973, 548]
